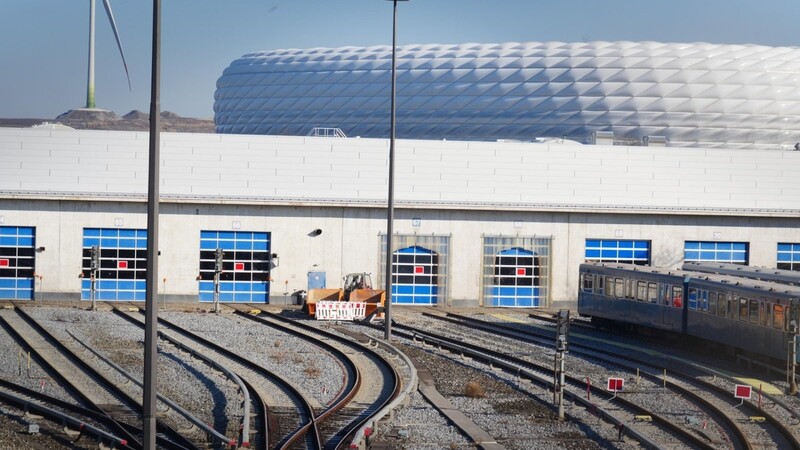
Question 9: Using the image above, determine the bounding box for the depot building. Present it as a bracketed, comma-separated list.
[0, 127, 799, 307]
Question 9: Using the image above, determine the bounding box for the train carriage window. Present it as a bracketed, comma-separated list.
[759, 301, 767, 327]
[595, 275, 604, 295]
[605, 276, 613, 298]
[581, 273, 593, 293]
[636, 281, 647, 302]
[648, 283, 658, 303]
[672, 286, 683, 308]
[749, 300, 760, 324]
[708, 292, 717, 315]
[739, 298, 749, 322]
[771, 304, 782, 329]
[716, 295, 726, 317]
[786, 306, 793, 331]
[614, 278, 624, 298]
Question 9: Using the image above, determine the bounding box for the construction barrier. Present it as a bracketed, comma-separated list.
[315, 301, 367, 321]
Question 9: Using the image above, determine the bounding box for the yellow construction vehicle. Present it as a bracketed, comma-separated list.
[303, 272, 385, 319]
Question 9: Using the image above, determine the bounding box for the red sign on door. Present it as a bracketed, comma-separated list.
[734, 384, 752, 399]
[0, 259, 8, 267]
[607, 377, 624, 392]
[414, 266, 424, 274]
[234, 262, 245, 271]
[516, 268, 526, 276]
[117, 261, 128, 269]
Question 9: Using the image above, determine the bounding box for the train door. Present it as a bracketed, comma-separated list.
[392, 246, 438, 305]
[198, 231, 271, 303]
[487, 247, 540, 307]
[81, 228, 147, 301]
[0, 226, 35, 300]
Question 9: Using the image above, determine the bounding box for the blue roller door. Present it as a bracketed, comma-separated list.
[0, 226, 35, 300]
[392, 246, 439, 305]
[487, 247, 540, 307]
[198, 230, 271, 303]
[81, 228, 147, 301]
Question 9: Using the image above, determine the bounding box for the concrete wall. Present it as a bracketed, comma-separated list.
[2, 198, 798, 305]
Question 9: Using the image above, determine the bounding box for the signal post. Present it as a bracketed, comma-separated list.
[213, 248, 224, 314]
[554, 309, 570, 420]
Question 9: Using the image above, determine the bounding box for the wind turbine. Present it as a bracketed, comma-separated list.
[85, 0, 131, 109]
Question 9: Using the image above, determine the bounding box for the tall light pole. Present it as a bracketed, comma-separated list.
[384, 0, 407, 341]
[144, 0, 161, 448]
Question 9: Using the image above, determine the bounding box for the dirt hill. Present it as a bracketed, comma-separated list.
[0, 109, 216, 133]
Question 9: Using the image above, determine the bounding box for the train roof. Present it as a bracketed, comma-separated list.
[580, 262, 800, 298]
[681, 262, 800, 285]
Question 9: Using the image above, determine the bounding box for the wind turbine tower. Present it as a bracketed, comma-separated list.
[85, 0, 131, 109]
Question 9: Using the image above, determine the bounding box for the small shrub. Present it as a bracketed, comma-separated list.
[464, 381, 485, 398]
[304, 365, 321, 378]
[292, 355, 304, 364]
[271, 351, 287, 363]
[273, 340, 282, 348]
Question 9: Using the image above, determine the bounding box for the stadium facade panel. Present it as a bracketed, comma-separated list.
[214, 41, 800, 149]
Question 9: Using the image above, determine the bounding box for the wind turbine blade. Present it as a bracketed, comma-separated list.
[101, 0, 132, 91]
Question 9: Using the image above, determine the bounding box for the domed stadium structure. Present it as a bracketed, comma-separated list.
[214, 41, 800, 149]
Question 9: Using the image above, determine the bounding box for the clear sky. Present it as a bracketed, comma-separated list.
[2, 0, 799, 119]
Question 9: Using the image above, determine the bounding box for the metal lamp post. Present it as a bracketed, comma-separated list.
[143, 0, 161, 448]
[384, 0, 407, 341]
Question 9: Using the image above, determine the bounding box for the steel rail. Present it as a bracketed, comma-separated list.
[0, 385, 130, 449]
[103, 308, 247, 446]
[390, 320, 715, 450]
[0, 377, 149, 441]
[0, 313, 144, 450]
[327, 327, 410, 450]
[230, 308, 362, 449]
[65, 328, 238, 449]
[458, 311, 800, 450]
[530, 310, 800, 448]
[233, 307, 403, 450]
[9, 304, 199, 450]
[111, 306, 319, 450]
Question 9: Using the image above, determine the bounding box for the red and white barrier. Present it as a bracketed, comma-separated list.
[315, 301, 367, 321]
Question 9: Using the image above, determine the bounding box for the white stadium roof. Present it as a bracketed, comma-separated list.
[214, 41, 800, 149]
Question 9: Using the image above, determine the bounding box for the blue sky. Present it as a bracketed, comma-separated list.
[2, 0, 798, 119]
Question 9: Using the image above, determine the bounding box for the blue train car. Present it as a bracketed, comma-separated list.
[684, 274, 800, 361]
[578, 263, 686, 334]
[578, 262, 800, 363]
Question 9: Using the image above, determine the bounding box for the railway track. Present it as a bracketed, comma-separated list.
[110, 304, 317, 450]
[386, 312, 753, 449]
[1, 303, 200, 450]
[521, 311, 800, 448]
[230, 306, 402, 450]
[432, 311, 800, 449]
[0, 377, 132, 449]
